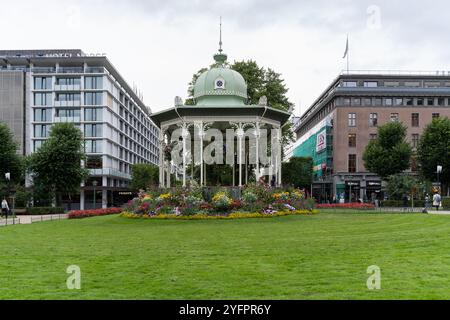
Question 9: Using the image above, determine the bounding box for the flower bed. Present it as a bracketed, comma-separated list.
[316, 203, 375, 210]
[122, 185, 316, 219]
[68, 208, 122, 219]
[120, 209, 318, 220]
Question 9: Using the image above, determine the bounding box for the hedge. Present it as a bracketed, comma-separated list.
[25, 207, 65, 215]
[443, 197, 450, 210]
[381, 200, 426, 208]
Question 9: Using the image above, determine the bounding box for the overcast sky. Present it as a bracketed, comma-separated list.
[1, 0, 450, 115]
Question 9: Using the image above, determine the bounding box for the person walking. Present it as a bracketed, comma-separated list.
[1, 198, 10, 218]
[433, 192, 442, 211]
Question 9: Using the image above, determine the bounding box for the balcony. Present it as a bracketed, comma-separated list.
[89, 168, 131, 180]
[56, 67, 84, 74]
[54, 84, 81, 91]
[54, 100, 81, 107]
[54, 116, 81, 123]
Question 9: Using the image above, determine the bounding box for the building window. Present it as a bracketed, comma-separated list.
[85, 108, 102, 121]
[385, 98, 393, 106]
[86, 156, 103, 169]
[438, 98, 446, 106]
[395, 98, 403, 106]
[34, 77, 52, 90]
[55, 108, 80, 121]
[85, 140, 102, 153]
[34, 93, 52, 106]
[348, 134, 357, 148]
[33, 140, 44, 152]
[432, 113, 440, 120]
[364, 81, 378, 88]
[427, 98, 435, 106]
[348, 154, 357, 173]
[390, 113, 399, 122]
[411, 113, 419, 127]
[343, 81, 357, 87]
[363, 98, 372, 106]
[417, 98, 424, 106]
[85, 76, 103, 89]
[56, 93, 81, 101]
[412, 134, 420, 149]
[34, 108, 51, 122]
[374, 98, 382, 106]
[369, 113, 378, 127]
[56, 78, 81, 85]
[34, 124, 50, 138]
[405, 98, 413, 106]
[352, 98, 361, 106]
[84, 124, 102, 137]
[369, 134, 378, 141]
[85, 92, 103, 105]
[348, 113, 356, 127]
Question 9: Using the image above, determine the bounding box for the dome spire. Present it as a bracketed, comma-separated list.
[219, 16, 223, 53]
[214, 16, 227, 65]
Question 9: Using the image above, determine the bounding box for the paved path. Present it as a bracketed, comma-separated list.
[0, 214, 68, 227]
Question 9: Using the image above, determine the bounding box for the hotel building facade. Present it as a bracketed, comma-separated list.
[292, 71, 450, 203]
[0, 50, 159, 209]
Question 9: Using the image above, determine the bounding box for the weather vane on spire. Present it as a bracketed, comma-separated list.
[219, 16, 223, 53]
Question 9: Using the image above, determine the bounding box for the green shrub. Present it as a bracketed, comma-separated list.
[25, 207, 65, 215]
[443, 197, 450, 210]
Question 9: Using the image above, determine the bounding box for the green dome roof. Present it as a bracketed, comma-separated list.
[193, 53, 248, 106]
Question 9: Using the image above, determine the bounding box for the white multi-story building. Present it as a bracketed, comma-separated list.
[0, 49, 159, 209]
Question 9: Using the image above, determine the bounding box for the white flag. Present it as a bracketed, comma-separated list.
[343, 36, 349, 59]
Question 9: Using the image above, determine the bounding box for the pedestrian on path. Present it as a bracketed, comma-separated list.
[433, 192, 442, 211]
[1, 198, 10, 218]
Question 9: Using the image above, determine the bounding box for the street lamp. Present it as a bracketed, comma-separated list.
[92, 180, 98, 209]
[437, 165, 443, 184]
[4, 172, 15, 222]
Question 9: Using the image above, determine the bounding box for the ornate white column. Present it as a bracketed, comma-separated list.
[276, 126, 282, 187]
[237, 127, 244, 187]
[255, 122, 261, 182]
[181, 124, 189, 188]
[159, 128, 165, 188]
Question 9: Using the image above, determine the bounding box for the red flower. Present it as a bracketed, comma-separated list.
[68, 208, 122, 219]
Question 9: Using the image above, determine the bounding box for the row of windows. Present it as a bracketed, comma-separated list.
[347, 112, 441, 127]
[34, 76, 102, 90]
[347, 133, 421, 149]
[34, 92, 104, 105]
[342, 79, 450, 89]
[34, 108, 103, 122]
[337, 96, 449, 107]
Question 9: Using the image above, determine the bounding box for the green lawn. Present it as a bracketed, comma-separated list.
[1, 211, 450, 300]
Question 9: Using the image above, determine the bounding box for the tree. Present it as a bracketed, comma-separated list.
[130, 164, 159, 191]
[282, 157, 313, 189]
[417, 117, 450, 192]
[28, 123, 88, 206]
[0, 122, 23, 184]
[386, 174, 422, 201]
[363, 122, 413, 179]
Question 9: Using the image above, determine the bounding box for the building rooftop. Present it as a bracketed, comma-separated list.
[0, 49, 151, 115]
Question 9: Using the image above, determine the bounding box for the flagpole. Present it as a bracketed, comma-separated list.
[346, 35, 349, 73]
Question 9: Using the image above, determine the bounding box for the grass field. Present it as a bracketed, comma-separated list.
[1, 211, 450, 300]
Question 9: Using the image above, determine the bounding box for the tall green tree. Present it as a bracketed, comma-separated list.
[282, 157, 313, 188]
[130, 163, 159, 191]
[363, 122, 413, 179]
[28, 123, 88, 205]
[0, 122, 23, 198]
[417, 117, 450, 191]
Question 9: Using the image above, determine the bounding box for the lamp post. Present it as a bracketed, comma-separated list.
[4, 172, 15, 223]
[92, 180, 98, 209]
[437, 165, 443, 187]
